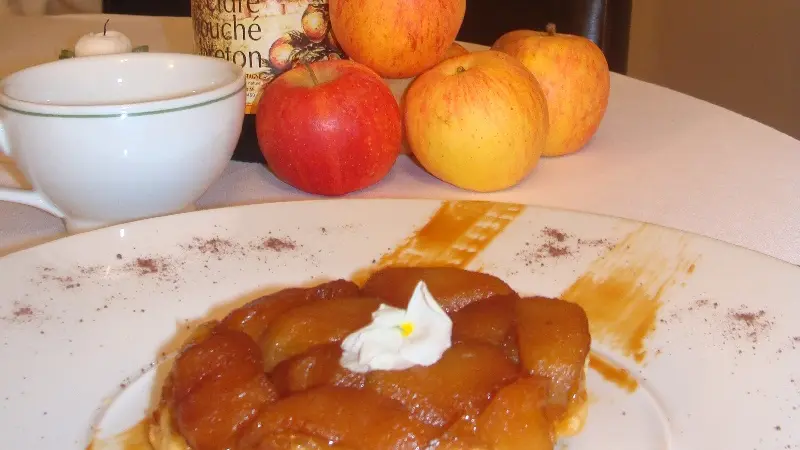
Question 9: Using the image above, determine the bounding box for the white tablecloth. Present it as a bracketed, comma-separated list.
[2, 14, 800, 264]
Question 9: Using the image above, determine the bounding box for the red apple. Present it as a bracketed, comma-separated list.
[256, 59, 402, 196]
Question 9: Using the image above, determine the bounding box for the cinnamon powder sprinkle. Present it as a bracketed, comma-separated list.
[662, 299, 781, 349]
[13, 307, 33, 317]
[694, 298, 718, 309]
[78, 265, 102, 276]
[261, 237, 297, 252]
[37, 271, 81, 289]
[661, 297, 718, 326]
[515, 227, 575, 267]
[121, 256, 179, 282]
[135, 258, 160, 274]
[191, 237, 237, 255]
[516, 227, 618, 269]
[730, 310, 766, 325]
[2, 302, 41, 324]
[725, 308, 772, 343]
[183, 237, 251, 261]
[542, 227, 568, 242]
[542, 243, 571, 257]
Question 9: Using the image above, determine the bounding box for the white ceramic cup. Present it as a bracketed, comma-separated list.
[0, 52, 245, 233]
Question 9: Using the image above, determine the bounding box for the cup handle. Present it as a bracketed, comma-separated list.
[0, 119, 66, 218]
[0, 115, 9, 157]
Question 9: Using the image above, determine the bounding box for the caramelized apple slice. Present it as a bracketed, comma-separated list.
[432, 415, 490, 450]
[361, 267, 516, 313]
[176, 372, 277, 450]
[183, 320, 220, 347]
[365, 342, 519, 428]
[271, 343, 365, 395]
[500, 333, 521, 364]
[168, 328, 263, 403]
[475, 377, 554, 450]
[243, 432, 353, 449]
[259, 296, 381, 371]
[451, 294, 516, 346]
[167, 328, 279, 450]
[236, 386, 439, 450]
[220, 280, 360, 340]
[515, 296, 590, 409]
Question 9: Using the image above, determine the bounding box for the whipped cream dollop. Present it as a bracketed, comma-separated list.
[340, 281, 452, 373]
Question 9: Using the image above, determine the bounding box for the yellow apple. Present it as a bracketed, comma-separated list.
[404, 50, 549, 192]
[493, 24, 610, 157]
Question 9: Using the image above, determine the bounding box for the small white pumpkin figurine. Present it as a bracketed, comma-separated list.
[60, 19, 148, 59]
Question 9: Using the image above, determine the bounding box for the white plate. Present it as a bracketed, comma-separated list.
[1, 199, 798, 450]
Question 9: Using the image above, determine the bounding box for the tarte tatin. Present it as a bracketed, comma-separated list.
[148, 266, 591, 450]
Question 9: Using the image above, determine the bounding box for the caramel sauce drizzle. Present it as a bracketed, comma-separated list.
[588, 353, 639, 392]
[560, 224, 697, 363]
[352, 200, 526, 284]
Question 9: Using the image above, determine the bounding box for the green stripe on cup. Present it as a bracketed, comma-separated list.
[0, 85, 244, 119]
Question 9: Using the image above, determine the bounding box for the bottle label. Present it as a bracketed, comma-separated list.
[192, 0, 346, 114]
